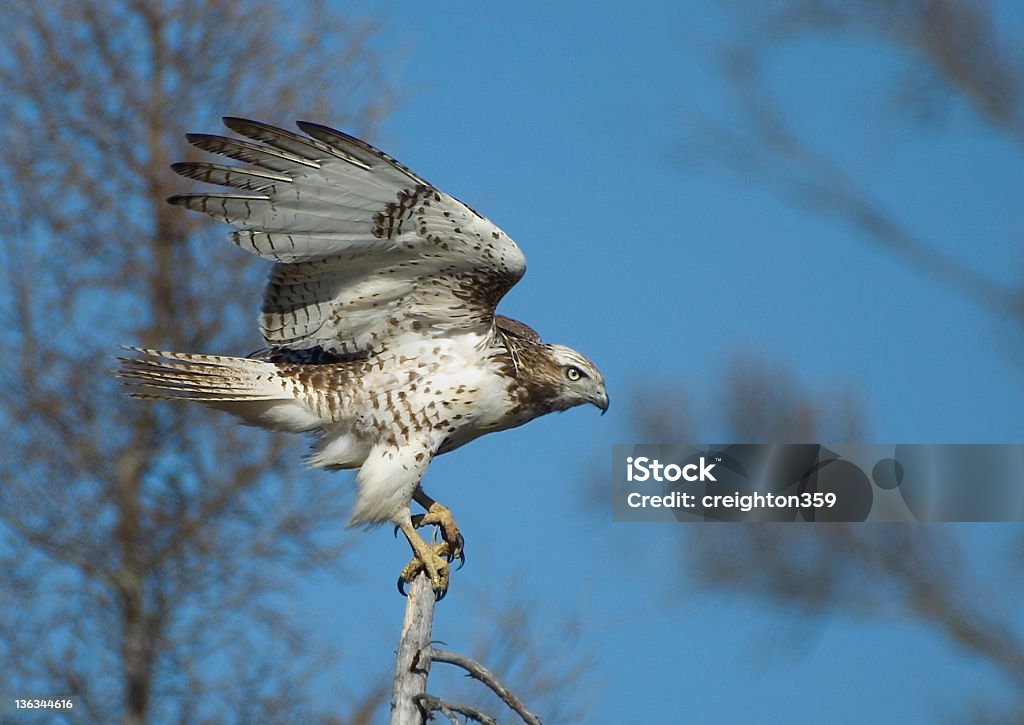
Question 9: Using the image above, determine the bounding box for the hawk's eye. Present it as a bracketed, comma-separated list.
[565, 365, 584, 382]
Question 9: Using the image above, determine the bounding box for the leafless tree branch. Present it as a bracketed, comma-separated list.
[391, 573, 437, 724]
[426, 647, 543, 725]
[389, 574, 557, 725]
[415, 694, 499, 725]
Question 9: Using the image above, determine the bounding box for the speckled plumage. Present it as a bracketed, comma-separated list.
[119, 118, 607, 531]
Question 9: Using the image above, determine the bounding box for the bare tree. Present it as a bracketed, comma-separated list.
[639, 2, 1024, 718]
[0, 1, 392, 721]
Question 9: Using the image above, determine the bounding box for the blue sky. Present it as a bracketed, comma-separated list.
[289, 2, 1024, 721]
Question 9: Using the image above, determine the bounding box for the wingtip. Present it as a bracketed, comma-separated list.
[222, 115, 256, 130]
[223, 116, 289, 137]
[295, 119, 335, 135]
[295, 120, 362, 147]
[168, 163, 193, 183]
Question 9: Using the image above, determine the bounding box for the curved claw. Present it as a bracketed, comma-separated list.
[396, 538, 451, 600]
[447, 533, 466, 569]
[397, 571, 448, 600]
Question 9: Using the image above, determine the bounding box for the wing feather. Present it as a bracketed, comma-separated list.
[296, 120, 429, 185]
[223, 116, 369, 167]
[170, 118, 526, 356]
[170, 162, 293, 192]
[185, 133, 320, 171]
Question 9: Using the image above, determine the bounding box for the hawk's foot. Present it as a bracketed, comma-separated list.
[412, 502, 465, 569]
[396, 522, 451, 601]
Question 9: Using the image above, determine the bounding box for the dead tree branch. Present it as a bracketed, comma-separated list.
[425, 648, 543, 725]
[415, 695, 498, 725]
[389, 573, 544, 725]
[391, 573, 436, 724]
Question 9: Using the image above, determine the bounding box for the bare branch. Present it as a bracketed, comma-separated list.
[426, 648, 543, 725]
[415, 695, 499, 725]
[389, 573, 564, 724]
[391, 573, 437, 725]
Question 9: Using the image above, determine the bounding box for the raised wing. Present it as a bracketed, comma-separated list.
[169, 118, 526, 357]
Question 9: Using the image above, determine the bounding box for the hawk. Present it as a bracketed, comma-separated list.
[118, 118, 607, 598]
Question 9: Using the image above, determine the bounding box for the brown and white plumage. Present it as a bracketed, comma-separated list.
[119, 118, 607, 592]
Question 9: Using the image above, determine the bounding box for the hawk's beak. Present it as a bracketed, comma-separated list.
[594, 387, 609, 416]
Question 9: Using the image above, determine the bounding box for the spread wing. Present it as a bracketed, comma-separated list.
[169, 118, 526, 357]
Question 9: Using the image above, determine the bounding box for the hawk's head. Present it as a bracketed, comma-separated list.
[496, 318, 607, 418]
[539, 344, 608, 415]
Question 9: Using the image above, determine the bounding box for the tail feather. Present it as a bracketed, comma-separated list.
[117, 347, 323, 433]
[117, 347, 286, 402]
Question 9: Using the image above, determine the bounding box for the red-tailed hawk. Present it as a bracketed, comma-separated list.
[118, 118, 607, 598]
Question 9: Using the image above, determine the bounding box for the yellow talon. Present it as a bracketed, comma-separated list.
[411, 501, 465, 566]
[396, 522, 451, 599]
